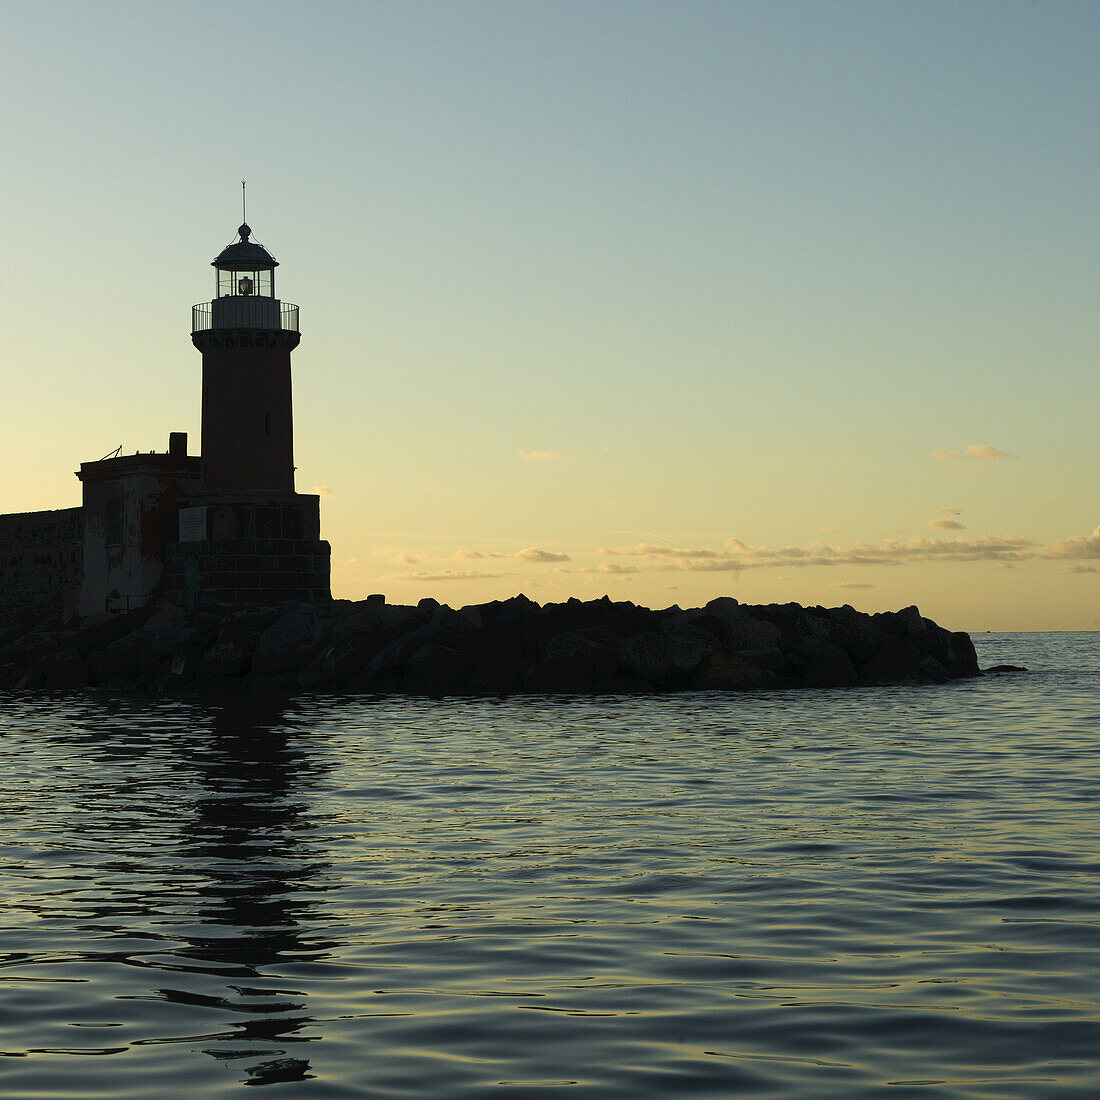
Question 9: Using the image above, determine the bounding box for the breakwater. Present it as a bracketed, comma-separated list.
[0, 594, 980, 695]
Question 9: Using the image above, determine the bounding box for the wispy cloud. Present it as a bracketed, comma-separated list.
[829, 582, 875, 590]
[593, 533, 1037, 573]
[387, 569, 516, 582]
[1043, 526, 1100, 560]
[1061, 564, 1098, 575]
[599, 543, 721, 559]
[515, 547, 571, 563]
[929, 519, 967, 530]
[519, 450, 566, 460]
[581, 563, 639, 575]
[312, 484, 336, 498]
[931, 444, 1012, 461]
[1049, 495, 1067, 503]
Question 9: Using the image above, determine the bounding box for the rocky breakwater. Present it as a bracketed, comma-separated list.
[0, 594, 980, 696]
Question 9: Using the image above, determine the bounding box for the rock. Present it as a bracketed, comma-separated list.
[986, 664, 1028, 673]
[0, 595, 994, 697]
[860, 637, 919, 683]
[36, 647, 88, 689]
[949, 632, 981, 677]
[526, 631, 620, 692]
[704, 596, 742, 620]
[727, 616, 781, 652]
[665, 625, 719, 675]
[141, 605, 185, 634]
[619, 632, 681, 688]
[736, 646, 785, 674]
[916, 655, 950, 683]
[692, 652, 767, 690]
[252, 611, 317, 676]
[403, 644, 475, 694]
[800, 643, 858, 688]
[457, 604, 484, 630]
[330, 607, 385, 647]
[200, 625, 259, 678]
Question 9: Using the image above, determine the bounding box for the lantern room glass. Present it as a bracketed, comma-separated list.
[216, 267, 274, 298]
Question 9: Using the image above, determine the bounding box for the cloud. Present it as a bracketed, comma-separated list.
[393, 552, 420, 564]
[598, 543, 721, 559]
[1062, 564, 1098, 574]
[1043, 526, 1100, 560]
[1049, 495, 1066, 503]
[388, 569, 516, 582]
[515, 547, 571, 563]
[519, 450, 566, 460]
[594, 533, 1037, 573]
[931, 444, 1012, 461]
[929, 519, 967, 530]
[829, 582, 875, 590]
[582, 563, 639, 575]
[312, 484, 336, 498]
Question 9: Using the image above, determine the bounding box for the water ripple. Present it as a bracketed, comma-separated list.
[0, 631, 1096, 1097]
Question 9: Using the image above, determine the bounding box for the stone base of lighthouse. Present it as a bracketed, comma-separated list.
[162, 490, 330, 609]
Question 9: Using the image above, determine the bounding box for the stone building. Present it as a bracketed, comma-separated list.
[0, 221, 330, 620]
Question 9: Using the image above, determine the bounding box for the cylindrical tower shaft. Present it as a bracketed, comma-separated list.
[199, 341, 295, 491]
[191, 223, 300, 493]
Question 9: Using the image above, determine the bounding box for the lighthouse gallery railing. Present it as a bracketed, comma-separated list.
[192, 301, 299, 333]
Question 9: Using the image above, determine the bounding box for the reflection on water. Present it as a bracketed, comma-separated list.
[164, 701, 332, 1087]
[0, 632, 1098, 1098]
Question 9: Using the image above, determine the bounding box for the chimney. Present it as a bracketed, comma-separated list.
[169, 432, 187, 458]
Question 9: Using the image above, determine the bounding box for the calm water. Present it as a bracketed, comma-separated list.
[0, 632, 1097, 1098]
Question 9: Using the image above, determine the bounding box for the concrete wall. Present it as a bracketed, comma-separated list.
[77, 454, 203, 617]
[0, 508, 83, 619]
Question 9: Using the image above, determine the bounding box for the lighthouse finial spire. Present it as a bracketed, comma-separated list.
[241, 179, 246, 226]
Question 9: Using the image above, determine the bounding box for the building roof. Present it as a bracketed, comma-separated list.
[212, 224, 279, 271]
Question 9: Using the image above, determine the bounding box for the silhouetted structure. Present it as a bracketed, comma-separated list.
[0, 220, 331, 619]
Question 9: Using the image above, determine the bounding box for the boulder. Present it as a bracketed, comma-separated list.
[949, 632, 980, 677]
[691, 652, 767, 690]
[403, 644, 475, 694]
[735, 646, 785, 674]
[799, 643, 858, 688]
[200, 625, 260, 678]
[252, 611, 318, 676]
[619, 631, 680, 687]
[727, 616, 781, 652]
[526, 631, 620, 692]
[860, 637, 919, 683]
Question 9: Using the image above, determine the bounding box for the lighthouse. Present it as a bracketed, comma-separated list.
[56, 208, 329, 618]
[193, 223, 298, 491]
[161, 217, 331, 608]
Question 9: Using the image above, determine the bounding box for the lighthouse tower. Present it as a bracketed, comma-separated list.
[158, 218, 331, 608]
[192, 223, 298, 491]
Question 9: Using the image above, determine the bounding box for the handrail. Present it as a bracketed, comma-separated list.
[192, 301, 299, 333]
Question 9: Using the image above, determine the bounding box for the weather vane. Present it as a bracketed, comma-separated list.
[241, 179, 247, 225]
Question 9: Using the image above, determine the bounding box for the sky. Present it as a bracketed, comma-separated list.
[2, 0, 1098, 630]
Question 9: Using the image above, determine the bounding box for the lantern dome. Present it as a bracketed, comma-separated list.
[212, 224, 279, 271]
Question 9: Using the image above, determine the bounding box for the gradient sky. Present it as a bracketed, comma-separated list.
[3, 0, 1098, 630]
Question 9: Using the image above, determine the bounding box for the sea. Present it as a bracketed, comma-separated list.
[0, 631, 1097, 1099]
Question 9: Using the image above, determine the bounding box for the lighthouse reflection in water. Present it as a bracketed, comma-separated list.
[0, 631, 1098, 1098]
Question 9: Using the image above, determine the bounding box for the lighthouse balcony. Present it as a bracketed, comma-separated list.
[192, 298, 299, 334]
